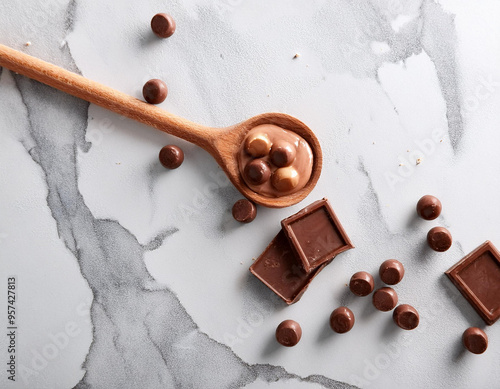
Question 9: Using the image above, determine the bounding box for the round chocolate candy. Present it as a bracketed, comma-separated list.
[329, 306, 355, 334]
[143, 79, 168, 104]
[232, 199, 257, 223]
[349, 271, 374, 297]
[379, 259, 405, 285]
[416, 195, 442, 220]
[245, 133, 271, 157]
[244, 159, 271, 185]
[393, 304, 419, 330]
[372, 287, 398, 312]
[427, 226, 452, 252]
[159, 145, 184, 169]
[270, 140, 296, 167]
[271, 166, 299, 192]
[276, 320, 302, 347]
[151, 13, 176, 38]
[462, 327, 488, 354]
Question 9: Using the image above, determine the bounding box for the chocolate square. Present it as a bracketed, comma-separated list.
[446, 241, 500, 325]
[250, 230, 326, 305]
[281, 198, 354, 272]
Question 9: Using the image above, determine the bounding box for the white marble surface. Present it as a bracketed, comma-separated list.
[1, 0, 500, 388]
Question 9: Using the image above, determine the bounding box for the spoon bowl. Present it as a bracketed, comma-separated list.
[0, 43, 322, 208]
[208, 112, 322, 207]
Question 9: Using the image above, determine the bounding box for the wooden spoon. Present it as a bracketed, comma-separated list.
[0, 44, 322, 208]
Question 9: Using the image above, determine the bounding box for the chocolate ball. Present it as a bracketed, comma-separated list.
[244, 159, 271, 185]
[245, 133, 271, 157]
[143, 79, 168, 104]
[393, 304, 419, 330]
[349, 271, 374, 297]
[159, 145, 184, 169]
[462, 327, 488, 354]
[329, 306, 355, 334]
[427, 226, 452, 252]
[232, 199, 257, 223]
[276, 320, 302, 347]
[270, 140, 296, 167]
[379, 259, 405, 285]
[151, 13, 176, 38]
[372, 287, 398, 312]
[416, 195, 442, 220]
[271, 166, 299, 192]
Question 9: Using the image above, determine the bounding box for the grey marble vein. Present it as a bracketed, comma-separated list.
[310, 0, 462, 150]
[10, 74, 357, 388]
[0, 0, 474, 387]
[0, 2, 357, 386]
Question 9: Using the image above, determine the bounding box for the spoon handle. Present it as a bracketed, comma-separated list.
[0, 44, 214, 149]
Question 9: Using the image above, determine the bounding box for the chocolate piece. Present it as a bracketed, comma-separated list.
[245, 133, 271, 157]
[330, 307, 355, 333]
[232, 199, 256, 223]
[249, 231, 326, 305]
[379, 259, 405, 285]
[271, 166, 299, 192]
[416, 195, 442, 220]
[158, 145, 184, 169]
[143, 79, 168, 104]
[445, 241, 500, 325]
[244, 159, 271, 185]
[270, 140, 296, 167]
[281, 198, 353, 272]
[151, 13, 176, 38]
[238, 125, 313, 197]
[393, 304, 419, 330]
[276, 320, 302, 347]
[372, 287, 398, 311]
[462, 327, 488, 354]
[427, 226, 452, 252]
[349, 271, 374, 297]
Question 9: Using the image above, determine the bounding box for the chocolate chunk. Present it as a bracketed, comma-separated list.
[349, 271, 374, 297]
[232, 199, 256, 223]
[151, 13, 176, 38]
[445, 241, 500, 325]
[245, 133, 271, 157]
[271, 166, 299, 192]
[244, 159, 271, 185]
[143, 79, 168, 104]
[276, 320, 302, 347]
[379, 259, 405, 285]
[281, 198, 354, 272]
[393, 304, 419, 330]
[158, 145, 184, 169]
[427, 226, 452, 252]
[270, 140, 296, 167]
[416, 195, 442, 220]
[330, 307, 355, 333]
[249, 231, 326, 305]
[372, 287, 398, 311]
[462, 327, 488, 354]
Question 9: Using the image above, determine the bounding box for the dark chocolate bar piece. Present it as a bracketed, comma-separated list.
[281, 198, 353, 272]
[250, 230, 326, 305]
[445, 241, 500, 325]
